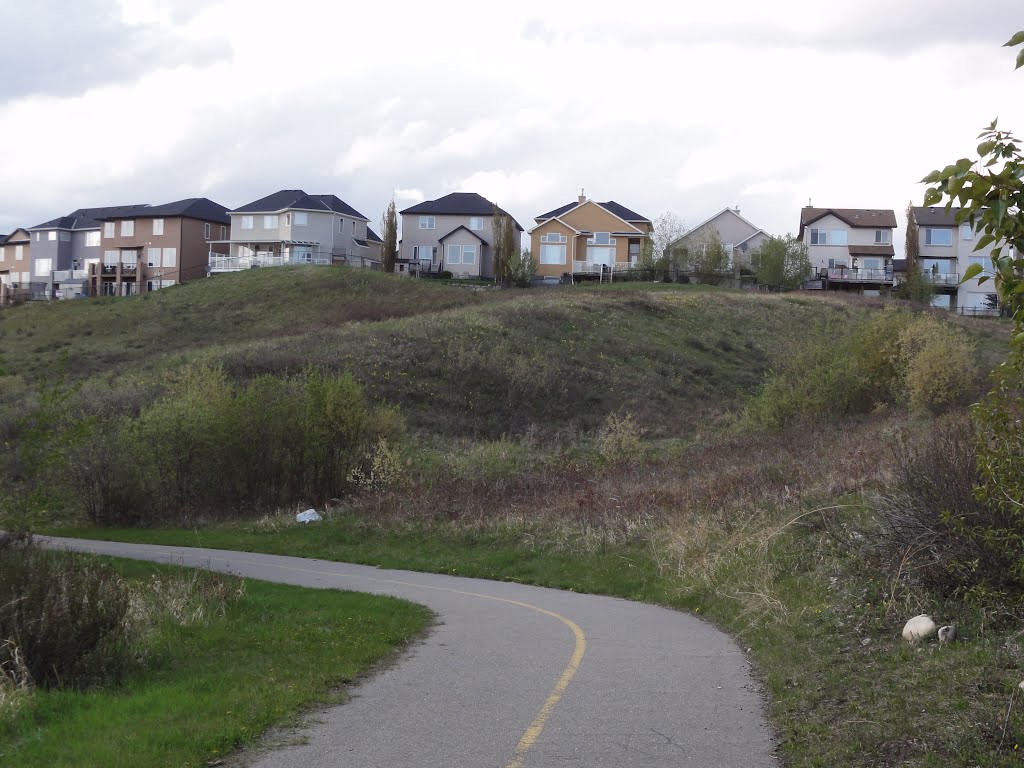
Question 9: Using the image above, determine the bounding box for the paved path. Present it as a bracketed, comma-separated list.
[44, 537, 777, 768]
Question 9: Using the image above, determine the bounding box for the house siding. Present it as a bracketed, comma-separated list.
[530, 202, 651, 279]
[400, 214, 498, 279]
[804, 213, 894, 271]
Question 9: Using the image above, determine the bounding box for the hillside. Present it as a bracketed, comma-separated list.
[0, 266, 1009, 438]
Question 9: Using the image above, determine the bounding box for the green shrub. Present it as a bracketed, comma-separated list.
[596, 412, 645, 464]
[0, 535, 133, 689]
[894, 315, 977, 412]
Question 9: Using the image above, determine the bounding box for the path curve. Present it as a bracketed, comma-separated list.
[43, 536, 777, 768]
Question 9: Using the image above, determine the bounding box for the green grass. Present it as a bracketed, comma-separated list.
[0, 557, 430, 768]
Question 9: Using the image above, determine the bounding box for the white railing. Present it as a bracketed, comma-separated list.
[209, 253, 331, 271]
[922, 272, 959, 285]
[825, 268, 893, 282]
[572, 260, 634, 274]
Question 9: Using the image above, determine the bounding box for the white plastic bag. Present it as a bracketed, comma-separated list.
[296, 509, 322, 524]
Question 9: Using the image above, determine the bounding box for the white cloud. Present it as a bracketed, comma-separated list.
[394, 188, 424, 203]
[452, 170, 555, 208]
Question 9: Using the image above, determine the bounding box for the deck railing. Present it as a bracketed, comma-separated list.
[209, 253, 331, 271]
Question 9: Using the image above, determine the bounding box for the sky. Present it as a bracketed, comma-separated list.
[1, 0, 1022, 253]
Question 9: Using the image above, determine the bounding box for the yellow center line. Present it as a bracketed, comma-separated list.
[65, 542, 587, 768]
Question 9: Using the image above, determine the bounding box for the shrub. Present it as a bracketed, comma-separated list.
[596, 412, 645, 464]
[894, 315, 977, 412]
[0, 535, 133, 689]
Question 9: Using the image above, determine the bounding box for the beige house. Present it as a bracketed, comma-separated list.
[0, 229, 32, 304]
[911, 207, 1002, 313]
[529, 194, 652, 281]
[798, 206, 897, 293]
[668, 207, 770, 269]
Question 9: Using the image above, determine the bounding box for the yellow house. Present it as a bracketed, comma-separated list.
[529, 193, 653, 281]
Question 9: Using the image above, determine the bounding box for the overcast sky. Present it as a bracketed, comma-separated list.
[2, 0, 1022, 251]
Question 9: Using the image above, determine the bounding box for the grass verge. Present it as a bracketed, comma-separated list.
[0, 556, 430, 768]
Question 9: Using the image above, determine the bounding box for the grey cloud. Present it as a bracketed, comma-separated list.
[0, 0, 225, 101]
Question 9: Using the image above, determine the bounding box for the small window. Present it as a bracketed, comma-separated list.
[874, 229, 891, 244]
[830, 230, 848, 246]
[589, 232, 613, 245]
[469, 217, 484, 231]
[810, 228, 826, 245]
[925, 228, 952, 246]
[147, 247, 162, 267]
[60, 231, 70, 242]
[35, 232, 41, 241]
[960, 223, 974, 241]
[152, 219, 164, 236]
[104, 222, 115, 238]
[220, 226, 226, 239]
[15, 245, 23, 260]
[34, 257, 52, 277]
[103, 250, 119, 266]
[240, 215, 254, 230]
[85, 231, 101, 247]
[419, 216, 435, 230]
[162, 248, 177, 268]
[416, 245, 434, 261]
[462, 244, 477, 265]
[540, 232, 567, 244]
[204, 222, 211, 240]
[263, 215, 279, 229]
[48, 231, 57, 241]
[446, 244, 462, 265]
[294, 212, 308, 226]
[121, 220, 134, 236]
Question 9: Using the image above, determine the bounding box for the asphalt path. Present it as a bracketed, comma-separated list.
[43, 536, 778, 768]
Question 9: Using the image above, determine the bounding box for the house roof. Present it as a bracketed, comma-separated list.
[848, 244, 895, 257]
[438, 225, 487, 244]
[799, 207, 897, 236]
[232, 189, 369, 221]
[96, 198, 231, 225]
[912, 206, 960, 228]
[366, 227, 382, 243]
[399, 192, 523, 230]
[892, 258, 907, 273]
[670, 207, 770, 250]
[3, 228, 31, 244]
[31, 204, 150, 231]
[535, 199, 651, 224]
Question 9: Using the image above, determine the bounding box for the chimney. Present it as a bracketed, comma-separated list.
[578, 188, 586, 205]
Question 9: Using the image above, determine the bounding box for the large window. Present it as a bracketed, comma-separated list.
[148, 247, 162, 267]
[85, 231, 100, 247]
[263, 215, 279, 229]
[294, 212, 308, 226]
[240, 215, 253, 230]
[540, 244, 566, 264]
[874, 229, 891, 244]
[121, 220, 134, 237]
[809, 228, 826, 245]
[419, 216, 435, 230]
[830, 229, 848, 246]
[587, 246, 615, 265]
[152, 219, 164, 236]
[103, 250, 119, 266]
[162, 248, 177, 268]
[416, 245, 434, 261]
[925, 228, 952, 246]
[469, 217, 484, 231]
[103, 222, 115, 238]
[34, 258, 52, 277]
[446, 244, 462, 265]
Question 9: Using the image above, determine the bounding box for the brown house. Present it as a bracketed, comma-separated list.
[88, 198, 231, 296]
[0, 229, 33, 303]
[529, 193, 653, 281]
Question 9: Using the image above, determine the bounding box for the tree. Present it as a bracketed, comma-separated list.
[379, 199, 397, 274]
[492, 209, 518, 284]
[904, 200, 920, 268]
[750, 235, 812, 291]
[893, 200, 935, 304]
[507, 248, 536, 288]
[678, 230, 730, 283]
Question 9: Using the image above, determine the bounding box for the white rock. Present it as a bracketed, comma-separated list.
[937, 625, 957, 644]
[296, 509, 322, 524]
[902, 614, 937, 644]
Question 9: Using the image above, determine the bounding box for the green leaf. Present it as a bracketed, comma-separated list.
[978, 140, 997, 156]
[923, 188, 943, 206]
[955, 158, 973, 173]
[976, 233, 996, 250]
[921, 170, 944, 183]
[977, 275, 990, 286]
[1006, 31, 1024, 47]
[962, 263, 985, 282]
[1017, 48, 1024, 71]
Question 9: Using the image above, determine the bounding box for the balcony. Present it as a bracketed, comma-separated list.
[52, 269, 87, 282]
[824, 267, 894, 283]
[922, 272, 959, 286]
[210, 253, 330, 272]
[572, 260, 633, 274]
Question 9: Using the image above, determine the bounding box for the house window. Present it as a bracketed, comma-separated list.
[588, 232, 614, 245]
[587, 246, 615, 265]
[34, 258, 52, 277]
[103, 250, 119, 266]
[469, 217, 484, 231]
[59, 231, 70, 242]
[220, 226, 227, 239]
[121, 250, 137, 265]
[862, 258, 883, 270]
[85, 231, 100, 247]
[338, 219, 346, 233]
[240, 215, 254, 230]
[830, 230, 848, 246]
[809, 228, 826, 245]
[34, 232, 40, 241]
[153, 219, 164, 236]
[0, 247, 4, 259]
[162, 248, 177, 268]
[48, 231, 57, 241]
[419, 216, 435, 230]
[540, 232, 567, 244]
[204, 222, 211, 240]
[540, 244, 566, 264]
[15, 245, 23, 260]
[925, 228, 953, 246]
[968, 255, 987, 270]
[104, 222, 115, 238]
[121, 220, 134, 236]
[462, 244, 477, 265]
[294, 212, 308, 226]
[446, 244, 463, 265]
[263, 215, 279, 229]
[148, 247, 162, 267]
[960, 223, 974, 241]
[827, 258, 849, 269]
[874, 229, 891, 244]
[416, 246, 434, 261]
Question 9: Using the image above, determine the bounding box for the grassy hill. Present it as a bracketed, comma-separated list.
[0, 266, 1006, 439]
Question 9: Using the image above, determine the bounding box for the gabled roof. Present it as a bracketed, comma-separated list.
[535, 199, 651, 224]
[98, 197, 230, 225]
[438, 225, 487, 244]
[366, 227, 382, 243]
[526, 215, 583, 235]
[4, 228, 31, 243]
[798, 207, 897, 237]
[912, 206, 960, 228]
[399, 192, 523, 231]
[670, 207, 770, 250]
[232, 189, 369, 221]
[31, 204, 150, 231]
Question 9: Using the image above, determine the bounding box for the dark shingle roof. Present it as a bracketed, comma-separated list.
[799, 207, 898, 232]
[97, 198, 231, 225]
[366, 227, 382, 243]
[848, 244, 895, 257]
[31, 204, 150, 231]
[912, 207, 959, 227]
[535, 199, 651, 224]
[231, 189, 369, 220]
[399, 192, 523, 230]
[438, 225, 487, 244]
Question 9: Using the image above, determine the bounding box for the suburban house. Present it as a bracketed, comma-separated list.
[798, 206, 897, 294]
[211, 190, 373, 272]
[529, 193, 653, 281]
[0, 228, 32, 289]
[397, 192, 523, 279]
[87, 198, 231, 296]
[911, 206, 1001, 313]
[667, 207, 770, 270]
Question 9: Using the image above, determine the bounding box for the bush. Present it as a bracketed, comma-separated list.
[0, 535, 133, 688]
[895, 315, 976, 412]
[596, 412, 645, 464]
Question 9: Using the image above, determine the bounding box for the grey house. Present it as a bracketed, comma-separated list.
[667, 207, 770, 270]
[398, 192, 523, 279]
